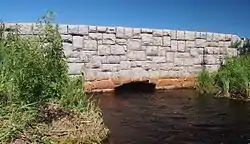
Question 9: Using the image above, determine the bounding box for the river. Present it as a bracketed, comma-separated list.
[95, 89, 250, 144]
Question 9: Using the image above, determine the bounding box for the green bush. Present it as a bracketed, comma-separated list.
[196, 54, 250, 99]
[195, 70, 217, 94]
[60, 75, 87, 112]
[0, 12, 68, 104]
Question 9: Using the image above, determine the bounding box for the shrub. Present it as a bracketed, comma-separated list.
[196, 52, 250, 99]
[194, 70, 217, 94]
[60, 75, 87, 112]
[0, 11, 109, 143]
[0, 12, 68, 104]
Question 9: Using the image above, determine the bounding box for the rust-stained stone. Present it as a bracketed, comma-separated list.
[84, 77, 196, 93]
[92, 80, 115, 90]
[112, 78, 122, 86]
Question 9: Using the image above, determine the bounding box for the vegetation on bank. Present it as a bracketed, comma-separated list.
[0, 12, 109, 143]
[195, 39, 250, 100]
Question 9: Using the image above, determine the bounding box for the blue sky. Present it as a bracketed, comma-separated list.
[1, 0, 250, 37]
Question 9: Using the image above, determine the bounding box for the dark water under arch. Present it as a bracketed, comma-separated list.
[95, 87, 250, 144]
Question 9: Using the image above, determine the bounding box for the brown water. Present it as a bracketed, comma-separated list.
[95, 89, 250, 144]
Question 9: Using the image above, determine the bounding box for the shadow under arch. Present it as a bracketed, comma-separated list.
[114, 80, 156, 94]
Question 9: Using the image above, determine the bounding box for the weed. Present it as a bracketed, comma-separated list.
[0, 11, 109, 143]
[194, 70, 217, 94]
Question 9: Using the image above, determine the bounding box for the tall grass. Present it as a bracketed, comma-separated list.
[195, 70, 217, 94]
[0, 12, 109, 143]
[195, 41, 250, 99]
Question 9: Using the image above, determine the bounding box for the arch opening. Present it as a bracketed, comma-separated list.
[114, 80, 156, 94]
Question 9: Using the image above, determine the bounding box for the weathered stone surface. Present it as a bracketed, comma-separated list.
[196, 32, 207, 39]
[103, 33, 115, 44]
[146, 46, 158, 56]
[185, 31, 195, 41]
[224, 41, 231, 48]
[206, 32, 213, 41]
[97, 26, 107, 33]
[106, 56, 120, 64]
[152, 56, 166, 63]
[61, 35, 73, 43]
[102, 64, 119, 72]
[170, 30, 177, 39]
[127, 39, 141, 50]
[68, 25, 79, 34]
[142, 34, 153, 45]
[190, 48, 199, 57]
[11, 23, 240, 92]
[225, 34, 232, 41]
[141, 28, 153, 34]
[133, 28, 141, 39]
[73, 36, 83, 48]
[63, 43, 73, 57]
[83, 40, 97, 51]
[174, 58, 184, 66]
[84, 69, 100, 81]
[166, 52, 174, 63]
[79, 25, 89, 35]
[89, 33, 102, 40]
[158, 47, 167, 56]
[110, 45, 126, 55]
[227, 48, 238, 56]
[89, 26, 97, 32]
[186, 41, 195, 47]
[120, 55, 127, 61]
[107, 27, 116, 34]
[98, 45, 111, 55]
[127, 51, 146, 61]
[219, 41, 225, 47]
[204, 55, 217, 64]
[163, 36, 171, 46]
[120, 61, 131, 70]
[176, 52, 190, 58]
[124, 27, 133, 38]
[218, 34, 225, 41]
[183, 58, 194, 66]
[206, 41, 219, 47]
[153, 37, 162, 46]
[177, 31, 185, 40]
[68, 63, 83, 75]
[177, 41, 186, 52]
[89, 56, 102, 68]
[79, 51, 96, 63]
[153, 29, 163, 37]
[162, 29, 171, 36]
[116, 27, 125, 38]
[171, 40, 178, 51]
[157, 63, 174, 70]
[196, 39, 206, 47]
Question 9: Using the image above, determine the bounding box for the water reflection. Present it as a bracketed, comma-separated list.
[95, 89, 250, 144]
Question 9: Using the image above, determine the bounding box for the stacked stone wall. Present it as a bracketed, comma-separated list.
[3, 23, 241, 92]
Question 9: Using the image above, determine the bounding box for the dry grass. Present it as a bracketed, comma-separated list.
[37, 101, 109, 144]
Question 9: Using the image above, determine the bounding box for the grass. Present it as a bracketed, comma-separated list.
[195, 40, 250, 100]
[0, 11, 109, 143]
[194, 70, 217, 94]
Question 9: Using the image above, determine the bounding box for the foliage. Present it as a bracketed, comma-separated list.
[0, 11, 108, 143]
[194, 70, 217, 94]
[195, 47, 250, 99]
[60, 75, 87, 112]
[0, 13, 68, 104]
[0, 103, 37, 143]
[37, 101, 109, 144]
